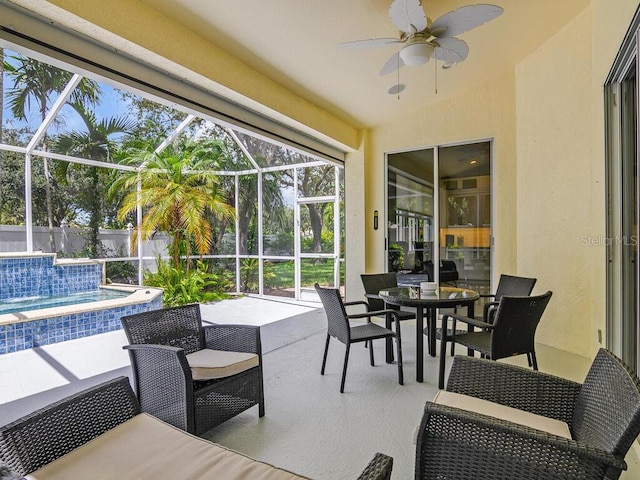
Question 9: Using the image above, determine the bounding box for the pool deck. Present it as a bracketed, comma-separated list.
[0, 295, 321, 424]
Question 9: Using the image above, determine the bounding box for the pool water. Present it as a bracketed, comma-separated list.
[0, 289, 131, 315]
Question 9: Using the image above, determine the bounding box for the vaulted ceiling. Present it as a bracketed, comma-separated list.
[139, 0, 590, 129]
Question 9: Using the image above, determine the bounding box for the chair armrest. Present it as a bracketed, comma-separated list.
[0, 377, 139, 476]
[203, 324, 262, 355]
[446, 355, 582, 425]
[479, 293, 496, 299]
[345, 300, 371, 312]
[483, 300, 500, 322]
[443, 312, 493, 331]
[356, 452, 393, 480]
[364, 293, 381, 300]
[416, 402, 626, 480]
[349, 310, 401, 331]
[123, 344, 195, 432]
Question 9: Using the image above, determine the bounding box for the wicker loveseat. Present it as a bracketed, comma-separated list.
[0, 377, 392, 480]
[415, 349, 640, 480]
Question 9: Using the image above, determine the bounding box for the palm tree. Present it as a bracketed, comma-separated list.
[53, 102, 135, 257]
[112, 139, 234, 269]
[3, 54, 100, 252]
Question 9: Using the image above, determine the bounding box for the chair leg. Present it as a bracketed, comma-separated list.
[395, 334, 404, 385]
[369, 340, 375, 366]
[321, 334, 330, 375]
[341, 344, 351, 393]
[529, 351, 538, 370]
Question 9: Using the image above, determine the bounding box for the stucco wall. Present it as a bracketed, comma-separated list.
[515, 0, 638, 358]
[515, 8, 596, 356]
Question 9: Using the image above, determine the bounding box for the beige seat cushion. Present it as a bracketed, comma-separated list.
[26, 413, 308, 480]
[186, 348, 259, 381]
[433, 390, 571, 439]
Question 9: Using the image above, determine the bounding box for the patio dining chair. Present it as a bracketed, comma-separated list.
[437, 291, 552, 388]
[360, 272, 416, 322]
[315, 283, 403, 393]
[120, 303, 265, 435]
[417, 349, 640, 480]
[443, 273, 538, 357]
[481, 273, 537, 324]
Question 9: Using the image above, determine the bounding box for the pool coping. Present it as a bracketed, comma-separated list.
[0, 285, 163, 326]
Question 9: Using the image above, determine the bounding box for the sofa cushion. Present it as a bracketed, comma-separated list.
[433, 390, 571, 439]
[185, 348, 259, 381]
[25, 413, 308, 480]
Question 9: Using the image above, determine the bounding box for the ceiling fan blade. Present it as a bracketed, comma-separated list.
[388, 0, 428, 34]
[380, 51, 406, 76]
[338, 38, 401, 49]
[430, 4, 503, 38]
[432, 37, 469, 63]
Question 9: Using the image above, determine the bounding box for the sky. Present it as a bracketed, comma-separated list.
[2, 48, 139, 140]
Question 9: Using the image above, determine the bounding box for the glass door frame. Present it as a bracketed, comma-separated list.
[295, 167, 342, 300]
[605, 9, 640, 373]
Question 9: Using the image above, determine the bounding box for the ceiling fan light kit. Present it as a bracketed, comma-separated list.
[339, 0, 503, 91]
[399, 42, 434, 66]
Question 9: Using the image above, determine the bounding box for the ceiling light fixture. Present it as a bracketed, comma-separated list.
[399, 42, 434, 67]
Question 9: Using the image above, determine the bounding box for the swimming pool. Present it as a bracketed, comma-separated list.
[0, 253, 163, 354]
[0, 289, 131, 315]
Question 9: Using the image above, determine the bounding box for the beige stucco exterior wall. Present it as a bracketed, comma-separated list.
[515, 8, 596, 357]
[515, 0, 638, 358]
[365, 70, 518, 299]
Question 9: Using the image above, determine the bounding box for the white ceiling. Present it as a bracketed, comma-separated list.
[139, 0, 590, 129]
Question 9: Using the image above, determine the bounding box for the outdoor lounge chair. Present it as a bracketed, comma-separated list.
[416, 349, 640, 480]
[120, 303, 265, 435]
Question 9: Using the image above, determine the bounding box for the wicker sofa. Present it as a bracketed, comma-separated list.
[0, 377, 392, 480]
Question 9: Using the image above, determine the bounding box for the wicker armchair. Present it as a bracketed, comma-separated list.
[416, 350, 640, 480]
[121, 303, 265, 435]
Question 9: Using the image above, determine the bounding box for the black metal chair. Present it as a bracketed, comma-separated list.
[315, 283, 403, 393]
[437, 291, 553, 388]
[417, 349, 640, 480]
[121, 304, 265, 435]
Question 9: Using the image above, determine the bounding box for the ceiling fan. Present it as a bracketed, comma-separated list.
[339, 0, 503, 78]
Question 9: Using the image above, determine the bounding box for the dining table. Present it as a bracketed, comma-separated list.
[378, 286, 480, 383]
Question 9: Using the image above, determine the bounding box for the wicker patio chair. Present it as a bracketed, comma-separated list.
[437, 291, 552, 388]
[315, 283, 403, 393]
[360, 273, 416, 321]
[416, 349, 640, 480]
[121, 303, 265, 435]
[480, 273, 537, 324]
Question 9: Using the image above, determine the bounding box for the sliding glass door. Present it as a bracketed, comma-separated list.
[386, 141, 492, 293]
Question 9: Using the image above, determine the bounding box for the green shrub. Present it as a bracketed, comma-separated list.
[144, 258, 231, 306]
